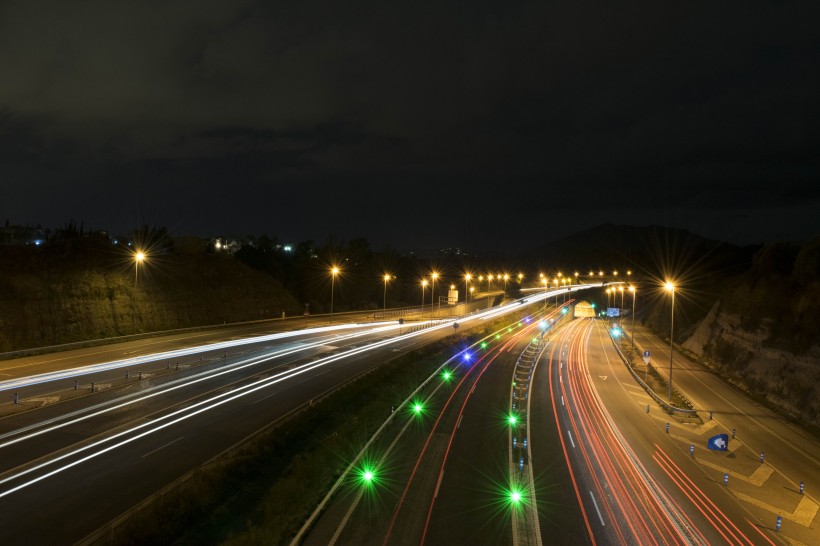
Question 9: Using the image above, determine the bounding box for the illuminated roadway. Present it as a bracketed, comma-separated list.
[301, 306, 587, 545]
[0, 289, 580, 544]
[300, 311, 819, 545]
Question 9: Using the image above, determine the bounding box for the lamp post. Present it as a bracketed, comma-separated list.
[619, 285, 625, 310]
[629, 285, 636, 354]
[503, 274, 510, 296]
[431, 272, 439, 320]
[465, 273, 472, 303]
[541, 278, 548, 309]
[554, 278, 559, 307]
[134, 250, 145, 288]
[330, 266, 340, 324]
[421, 279, 428, 317]
[486, 274, 493, 308]
[665, 281, 676, 402]
[383, 274, 392, 312]
[133, 250, 146, 331]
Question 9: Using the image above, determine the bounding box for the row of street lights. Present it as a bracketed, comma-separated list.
[326, 266, 646, 328]
[328, 269, 530, 323]
[602, 281, 676, 402]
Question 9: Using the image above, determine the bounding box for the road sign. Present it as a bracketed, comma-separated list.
[643, 350, 650, 357]
[707, 433, 729, 451]
[642, 350, 651, 365]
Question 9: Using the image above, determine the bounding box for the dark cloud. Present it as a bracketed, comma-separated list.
[1, 0, 818, 250]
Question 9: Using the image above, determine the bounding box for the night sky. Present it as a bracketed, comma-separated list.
[1, 1, 818, 252]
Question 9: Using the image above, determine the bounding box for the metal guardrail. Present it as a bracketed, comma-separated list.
[0, 306, 428, 362]
[608, 328, 697, 415]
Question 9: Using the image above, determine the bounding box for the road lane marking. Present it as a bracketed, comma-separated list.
[434, 470, 445, 498]
[589, 490, 605, 526]
[567, 430, 575, 448]
[457, 415, 463, 429]
[142, 436, 183, 458]
[252, 389, 280, 405]
[561, 395, 564, 406]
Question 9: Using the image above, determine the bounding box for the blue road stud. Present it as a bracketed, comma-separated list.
[519, 457, 524, 471]
[760, 451, 765, 463]
[665, 423, 670, 434]
[690, 444, 694, 457]
[724, 473, 728, 486]
[709, 411, 713, 420]
[513, 436, 517, 448]
[776, 515, 782, 531]
[523, 437, 527, 449]
[800, 481, 804, 494]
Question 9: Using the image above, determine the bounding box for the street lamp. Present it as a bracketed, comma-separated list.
[383, 274, 393, 312]
[619, 285, 625, 309]
[134, 250, 146, 288]
[665, 281, 676, 401]
[421, 279, 428, 316]
[553, 278, 559, 307]
[503, 273, 510, 296]
[431, 272, 439, 320]
[465, 273, 472, 303]
[541, 278, 548, 309]
[487, 274, 493, 308]
[330, 266, 340, 324]
[629, 285, 636, 354]
[132, 250, 146, 331]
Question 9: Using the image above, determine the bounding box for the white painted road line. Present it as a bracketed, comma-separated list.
[142, 436, 184, 458]
[589, 490, 606, 526]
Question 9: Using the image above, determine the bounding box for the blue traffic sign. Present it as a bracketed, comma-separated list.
[707, 433, 729, 451]
[643, 350, 650, 357]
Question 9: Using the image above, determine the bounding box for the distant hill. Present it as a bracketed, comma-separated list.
[518, 224, 758, 339]
[524, 223, 757, 280]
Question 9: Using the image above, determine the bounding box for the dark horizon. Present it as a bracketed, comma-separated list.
[2, 2, 818, 252]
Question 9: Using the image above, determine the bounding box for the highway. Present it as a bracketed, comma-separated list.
[300, 306, 585, 546]
[298, 310, 819, 546]
[0, 290, 577, 544]
[628, 322, 820, 545]
[8, 281, 809, 546]
[546, 316, 818, 545]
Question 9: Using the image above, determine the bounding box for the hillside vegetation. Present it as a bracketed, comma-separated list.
[0, 237, 301, 352]
[680, 238, 820, 430]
